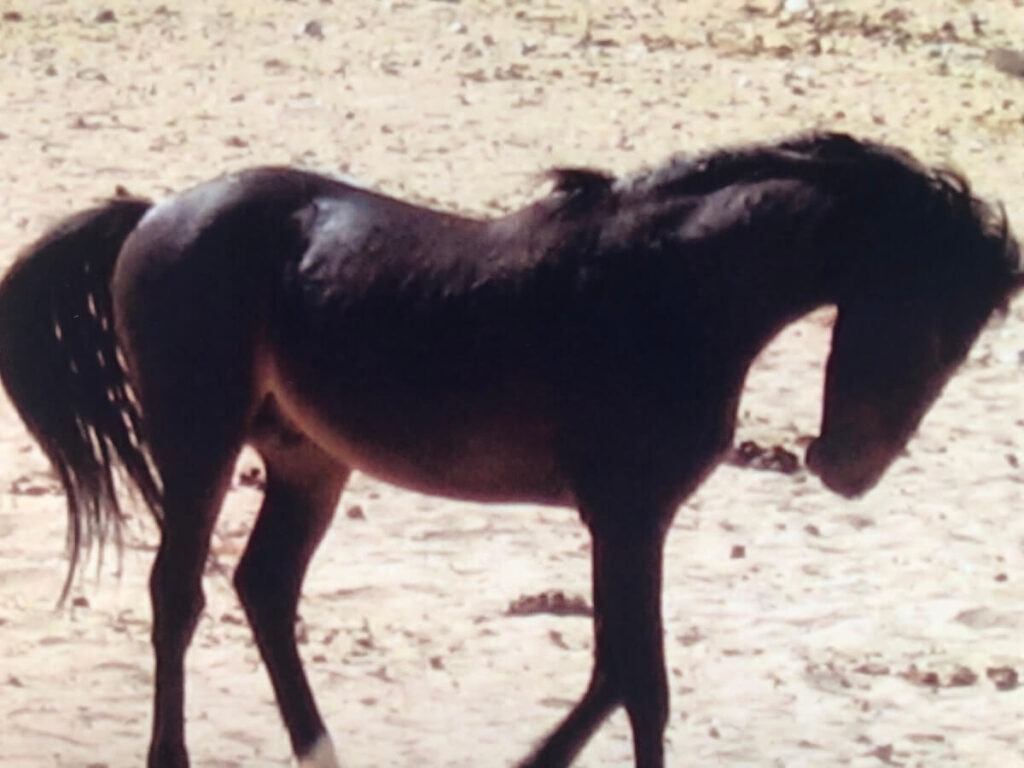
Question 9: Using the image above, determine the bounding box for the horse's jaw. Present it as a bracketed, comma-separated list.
[804, 434, 893, 499]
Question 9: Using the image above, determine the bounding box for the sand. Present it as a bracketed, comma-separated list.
[0, 1, 1022, 766]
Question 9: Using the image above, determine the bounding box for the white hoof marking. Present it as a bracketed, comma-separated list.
[297, 734, 341, 768]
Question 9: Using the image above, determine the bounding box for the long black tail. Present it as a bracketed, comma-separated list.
[0, 197, 162, 600]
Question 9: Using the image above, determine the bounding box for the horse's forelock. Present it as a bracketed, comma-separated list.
[911, 164, 1023, 320]
[929, 166, 1018, 273]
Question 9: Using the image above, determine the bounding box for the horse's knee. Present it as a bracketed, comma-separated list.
[149, 587, 205, 646]
[621, 663, 669, 744]
[232, 555, 282, 616]
[232, 536, 301, 626]
[630, 685, 669, 733]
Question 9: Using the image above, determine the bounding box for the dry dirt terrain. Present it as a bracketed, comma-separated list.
[1, 1, 1023, 766]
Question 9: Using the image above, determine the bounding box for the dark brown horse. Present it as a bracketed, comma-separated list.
[0, 132, 1020, 768]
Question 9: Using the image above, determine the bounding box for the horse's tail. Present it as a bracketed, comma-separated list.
[0, 197, 163, 601]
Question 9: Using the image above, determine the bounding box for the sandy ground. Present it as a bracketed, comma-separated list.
[0, 1, 1023, 766]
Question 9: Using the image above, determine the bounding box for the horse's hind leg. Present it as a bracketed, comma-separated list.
[114, 243, 267, 767]
[139, 375, 255, 768]
[148, 442, 241, 768]
[235, 409, 349, 767]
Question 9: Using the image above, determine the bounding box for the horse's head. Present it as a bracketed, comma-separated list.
[805, 170, 1023, 499]
[805, 301, 964, 497]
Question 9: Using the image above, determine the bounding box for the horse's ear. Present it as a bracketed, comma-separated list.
[546, 167, 614, 198]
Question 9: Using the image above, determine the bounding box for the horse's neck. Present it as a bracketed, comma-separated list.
[635, 201, 828, 328]
[656, 183, 837, 350]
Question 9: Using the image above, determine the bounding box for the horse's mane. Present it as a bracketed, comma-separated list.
[543, 131, 1019, 280]
[617, 131, 940, 199]
[543, 132, 930, 215]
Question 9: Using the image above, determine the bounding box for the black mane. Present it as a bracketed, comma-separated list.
[618, 131, 928, 198]
[540, 131, 1018, 284]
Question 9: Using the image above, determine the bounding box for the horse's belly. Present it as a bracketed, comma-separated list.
[382, 431, 573, 505]
[313, 422, 573, 506]
[268, 377, 574, 507]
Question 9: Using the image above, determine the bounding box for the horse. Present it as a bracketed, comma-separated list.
[0, 131, 1020, 768]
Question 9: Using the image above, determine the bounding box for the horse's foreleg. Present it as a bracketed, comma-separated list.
[148, 453, 239, 768]
[518, 503, 670, 768]
[514, 666, 618, 768]
[236, 436, 348, 766]
[600, 525, 669, 768]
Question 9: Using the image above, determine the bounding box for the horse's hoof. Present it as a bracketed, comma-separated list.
[297, 735, 341, 768]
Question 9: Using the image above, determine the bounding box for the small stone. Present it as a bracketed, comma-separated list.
[678, 626, 703, 646]
[853, 662, 890, 676]
[901, 665, 939, 687]
[867, 745, 894, 763]
[782, 0, 811, 14]
[948, 666, 978, 687]
[990, 48, 1024, 79]
[987, 666, 1019, 691]
[730, 545, 746, 559]
[237, 466, 264, 489]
